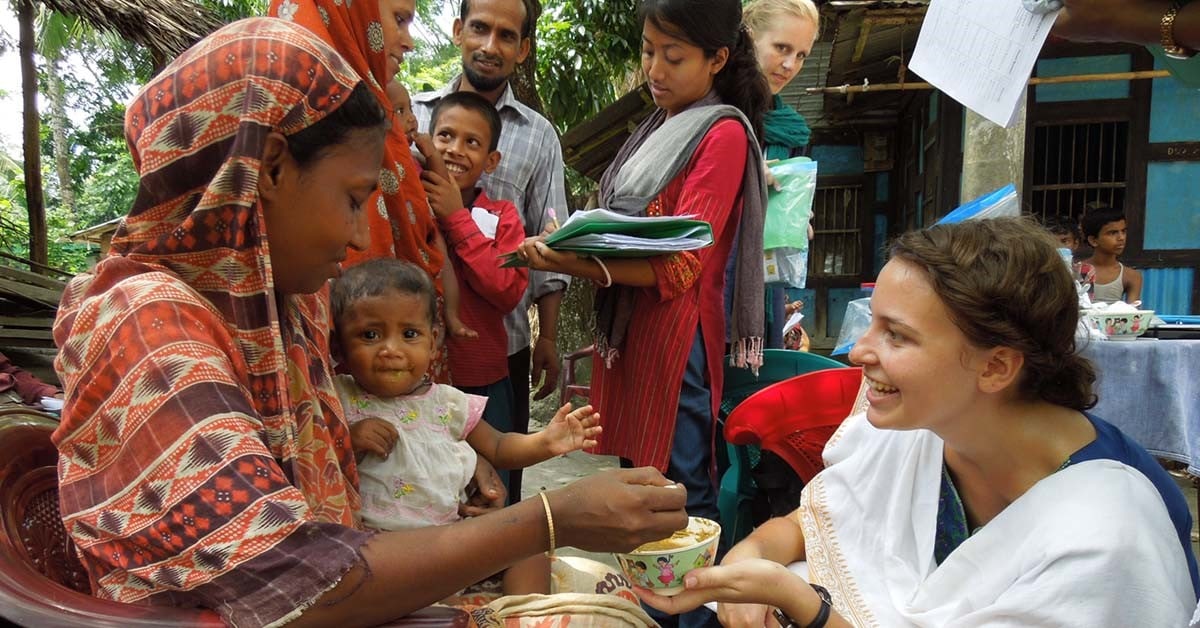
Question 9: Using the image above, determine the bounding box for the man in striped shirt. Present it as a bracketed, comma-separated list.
[413, 0, 571, 501]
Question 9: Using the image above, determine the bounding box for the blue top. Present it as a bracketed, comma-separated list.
[935, 412, 1199, 599]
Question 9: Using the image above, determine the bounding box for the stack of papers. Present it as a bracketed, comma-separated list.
[502, 208, 713, 266]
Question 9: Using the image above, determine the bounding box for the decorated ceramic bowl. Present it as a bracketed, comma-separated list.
[1085, 309, 1154, 340]
[613, 516, 721, 596]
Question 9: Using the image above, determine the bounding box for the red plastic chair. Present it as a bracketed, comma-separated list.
[722, 367, 863, 483]
[0, 408, 467, 627]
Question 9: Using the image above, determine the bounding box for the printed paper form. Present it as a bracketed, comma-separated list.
[910, 0, 1057, 127]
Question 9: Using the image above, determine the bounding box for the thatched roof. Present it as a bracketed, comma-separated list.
[37, 0, 225, 61]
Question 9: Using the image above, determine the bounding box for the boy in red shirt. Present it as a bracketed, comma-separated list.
[418, 91, 529, 493]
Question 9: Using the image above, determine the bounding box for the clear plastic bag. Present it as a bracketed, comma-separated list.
[763, 157, 817, 288]
[764, 157, 818, 250]
[764, 247, 808, 289]
[832, 297, 872, 356]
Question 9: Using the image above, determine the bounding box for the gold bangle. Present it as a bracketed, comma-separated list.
[538, 491, 556, 556]
[1162, 0, 1196, 59]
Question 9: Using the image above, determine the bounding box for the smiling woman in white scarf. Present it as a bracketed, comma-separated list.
[639, 217, 1197, 628]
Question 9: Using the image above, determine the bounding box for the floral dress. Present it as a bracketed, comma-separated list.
[335, 377, 487, 530]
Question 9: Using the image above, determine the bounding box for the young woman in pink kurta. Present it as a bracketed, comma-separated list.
[588, 120, 747, 472]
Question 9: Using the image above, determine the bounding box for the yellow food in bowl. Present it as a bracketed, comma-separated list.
[630, 518, 719, 554]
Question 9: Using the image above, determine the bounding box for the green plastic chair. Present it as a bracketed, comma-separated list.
[717, 350, 844, 549]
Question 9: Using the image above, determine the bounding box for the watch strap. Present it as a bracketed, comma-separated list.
[773, 583, 833, 628]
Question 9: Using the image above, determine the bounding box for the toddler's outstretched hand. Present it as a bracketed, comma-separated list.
[543, 403, 602, 456]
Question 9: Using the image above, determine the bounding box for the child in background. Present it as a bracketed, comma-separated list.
[332, 258, 602, 595]
[416, 91, 531, 495]
[386, 78, 476, 340]
[1081, 207, 1143, 304]
[385, 78, 421, 145]
[1044, 214, 1095, 295]
[1046, 214, 1081, 255]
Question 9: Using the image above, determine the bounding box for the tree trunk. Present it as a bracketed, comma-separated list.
[18, 0, 47, 268]
[511, 0, 550, 125]
[47, 59, 75, 221]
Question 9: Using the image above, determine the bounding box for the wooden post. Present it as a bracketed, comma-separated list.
[18, 0, 47, 269]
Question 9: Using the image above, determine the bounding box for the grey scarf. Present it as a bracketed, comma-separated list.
[597, 95, 766, 373]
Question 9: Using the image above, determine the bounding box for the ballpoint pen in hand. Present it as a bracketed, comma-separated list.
[548, 208, 561, 231]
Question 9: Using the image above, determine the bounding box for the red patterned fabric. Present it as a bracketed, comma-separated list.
[52, 19, 372, 626]
[270, 0, 450, 382]
[590, 120, 747, 471]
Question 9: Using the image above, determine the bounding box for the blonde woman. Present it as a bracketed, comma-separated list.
[744, 0, 819, 349]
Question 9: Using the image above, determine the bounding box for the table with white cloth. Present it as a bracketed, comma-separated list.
[1080, 338, 1200, 476]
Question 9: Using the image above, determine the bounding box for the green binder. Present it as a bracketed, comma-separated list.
[501, 208, 713, 267]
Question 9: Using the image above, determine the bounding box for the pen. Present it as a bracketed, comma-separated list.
[548, 208, 560, 230]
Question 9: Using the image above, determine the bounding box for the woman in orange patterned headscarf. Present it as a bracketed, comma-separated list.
[52, 18, 386, 625]
[270, 0, 453, 381]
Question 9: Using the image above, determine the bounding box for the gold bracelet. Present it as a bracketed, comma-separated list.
[538, 491, 556, 556]
[1162, 0, 1197, 59]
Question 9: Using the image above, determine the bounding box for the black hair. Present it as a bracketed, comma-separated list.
[331, 258, 437, 328]
[1044, 214, 1078, 239]
[429, 91, 504, 152]
[889, 217, 1096, 411]
[640, 0, 771, 140]
[1080, 206, 1126, 240]
[460, 0, 533, 39]
[285, 82, 388, 168]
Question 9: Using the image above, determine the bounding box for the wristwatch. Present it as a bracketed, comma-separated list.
[1161, 0, 1196, 60]
[773, 583, 833, 628]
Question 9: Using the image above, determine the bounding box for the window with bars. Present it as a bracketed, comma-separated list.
[809, 183, 863, 277]
[1029, 120, 1129, 223]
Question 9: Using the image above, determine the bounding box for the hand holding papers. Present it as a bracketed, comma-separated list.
[910, 0, 1057, 127]
[502, 208, 713, 267]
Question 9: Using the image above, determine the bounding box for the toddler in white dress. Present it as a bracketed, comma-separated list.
[331, 258, 601, 595]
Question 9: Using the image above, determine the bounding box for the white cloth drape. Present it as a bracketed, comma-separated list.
[798, 412, 1194, 627]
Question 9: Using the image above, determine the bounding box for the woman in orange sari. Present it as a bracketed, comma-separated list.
[271, 0, 454, 380]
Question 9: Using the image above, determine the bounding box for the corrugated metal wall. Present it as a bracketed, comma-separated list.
[1141, 267, 1194, 314]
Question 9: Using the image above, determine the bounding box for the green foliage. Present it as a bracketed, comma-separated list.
[400, 52, 461, 93]
[74, 138, 138, 229]
[1, 153, 96, 274]
[0, 153, 28, 252]
[398, 0, 462, 92]
[201, 0, 270, 23]
[535, 0, 640, 133]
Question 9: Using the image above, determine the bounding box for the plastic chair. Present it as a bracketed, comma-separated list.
[558, 344, 595, 407]
[0, 408, 468, 627]
[716, 351, 844, 549]
[723, 367, 863, 484]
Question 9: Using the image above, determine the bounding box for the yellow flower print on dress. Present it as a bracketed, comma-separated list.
[392, 478, 415, 499]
